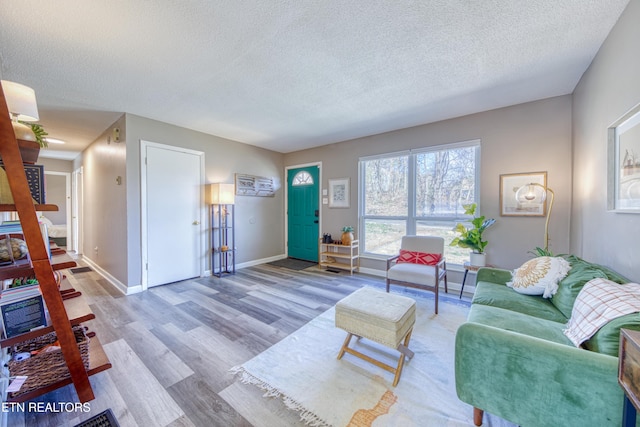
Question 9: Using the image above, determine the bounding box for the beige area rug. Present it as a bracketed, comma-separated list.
[230, 288, 516, 427]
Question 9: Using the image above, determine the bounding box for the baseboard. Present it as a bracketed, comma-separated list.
[236, 253, 286, 271]
[80, 256, 133, 295]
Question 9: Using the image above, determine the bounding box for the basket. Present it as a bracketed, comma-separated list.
[7, 325, 90, 397]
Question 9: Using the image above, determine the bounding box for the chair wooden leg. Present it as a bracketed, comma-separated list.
[473, 407, 484, 426]
[435, 280, 439, 314]
[385, 279, 390, 292]
[444, 272, 448, 293]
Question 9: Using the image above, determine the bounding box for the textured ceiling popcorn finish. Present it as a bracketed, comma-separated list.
[0, 1, 631, 158]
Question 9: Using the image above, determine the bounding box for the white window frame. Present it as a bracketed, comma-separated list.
[358, 140, 481, 262]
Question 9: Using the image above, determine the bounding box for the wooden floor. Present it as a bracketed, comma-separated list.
[7, 262, 401, 427]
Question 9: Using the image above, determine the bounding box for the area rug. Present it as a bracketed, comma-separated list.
[267, 258, 318, 271]
[231, 287, 515, 427]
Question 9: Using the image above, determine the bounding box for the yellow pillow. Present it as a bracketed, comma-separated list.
[507, 256, 571, 298]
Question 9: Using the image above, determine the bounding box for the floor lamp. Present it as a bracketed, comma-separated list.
[515, 183, 555, 251]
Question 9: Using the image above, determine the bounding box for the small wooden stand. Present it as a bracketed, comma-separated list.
[618, 329, 640, 426]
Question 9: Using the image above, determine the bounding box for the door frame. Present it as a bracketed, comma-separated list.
[71, 166, 83, 254]
[284, 162, 322, 258]
[44, 170, 72, 249]
[140, 140, 206, 290]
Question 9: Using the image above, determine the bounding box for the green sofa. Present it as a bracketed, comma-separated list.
[455, 255, 638, 427]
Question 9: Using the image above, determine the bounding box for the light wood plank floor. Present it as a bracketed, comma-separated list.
[6, 263, 395, 427]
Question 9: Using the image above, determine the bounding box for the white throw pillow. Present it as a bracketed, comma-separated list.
[507, 256, 571, 298]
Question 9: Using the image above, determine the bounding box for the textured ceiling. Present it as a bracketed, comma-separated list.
[0, 0, 631, 159]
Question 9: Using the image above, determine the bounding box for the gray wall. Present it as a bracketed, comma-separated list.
[80, 115, 129, 285]
[42, 174, 66, 224]
[572, 0, 640, 282]
[124, 114, 284, 289]
[285, 95, 573, 273]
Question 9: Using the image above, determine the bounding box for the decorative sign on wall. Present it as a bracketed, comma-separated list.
[235, 173, 276, 197]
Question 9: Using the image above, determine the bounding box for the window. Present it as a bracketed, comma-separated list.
[359, 140, 480, 264]
[292, 171, 314, 186]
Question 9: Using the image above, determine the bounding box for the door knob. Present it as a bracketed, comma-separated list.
[193, 220, 200, 225]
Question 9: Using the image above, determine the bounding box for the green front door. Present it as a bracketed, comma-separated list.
[287, 166, 319, 261]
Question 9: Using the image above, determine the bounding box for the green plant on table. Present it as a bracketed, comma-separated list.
[450, 203, 496, 254]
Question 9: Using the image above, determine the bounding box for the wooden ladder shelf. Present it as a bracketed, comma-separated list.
[0, 85, 95, 402]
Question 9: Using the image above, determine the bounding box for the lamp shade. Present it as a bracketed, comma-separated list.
[1, 80, 39, 121]
[208, 183, 235, 205]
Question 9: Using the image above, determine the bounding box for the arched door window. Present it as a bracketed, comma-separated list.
[292, 171, 314, 186]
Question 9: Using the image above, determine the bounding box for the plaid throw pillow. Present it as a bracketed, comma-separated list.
[397, 250, 442, 266]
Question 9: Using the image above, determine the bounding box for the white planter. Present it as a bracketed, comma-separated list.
[470, 252, 486, 267]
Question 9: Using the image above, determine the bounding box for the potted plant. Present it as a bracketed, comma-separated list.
[450, 203, 496, 266]
[15, 121, 48, 164]
[341, 226, 354, 246]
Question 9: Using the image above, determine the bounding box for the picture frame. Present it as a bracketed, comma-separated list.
[328, 178, 350, 208]
[499, 171, 547, 216]
[608, 102, 640, 213]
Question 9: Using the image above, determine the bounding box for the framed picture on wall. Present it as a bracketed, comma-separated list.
[608, 102, 640, 212]
[499, 171, 547, 216]
[328, 178, 350, 208]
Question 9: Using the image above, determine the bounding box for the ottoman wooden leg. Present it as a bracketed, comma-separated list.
[337, 333, 353, 360]
[393, 328, 414, 386]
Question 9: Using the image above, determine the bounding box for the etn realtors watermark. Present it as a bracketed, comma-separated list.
[1, 402, 91, 413]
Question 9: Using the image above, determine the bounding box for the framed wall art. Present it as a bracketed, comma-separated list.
[499, 171, 547, 216]
[608, 102, 640, 213]
[328, 178, 350, 208]
[235, 173, 275, 197]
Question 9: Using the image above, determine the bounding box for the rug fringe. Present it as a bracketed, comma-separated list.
[230, 365, 332, 427]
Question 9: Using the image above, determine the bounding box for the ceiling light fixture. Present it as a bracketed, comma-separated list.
[45, 137, 65, 145]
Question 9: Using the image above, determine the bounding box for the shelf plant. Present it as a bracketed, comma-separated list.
[450, 203, 495, 265]
[341, 226, 354, 246]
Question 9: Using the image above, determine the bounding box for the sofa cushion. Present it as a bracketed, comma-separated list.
[506, 256, 571, 297]
[585, 313, 640, 356]
[473, 281, 567, 323]
[551, 255, 630, 319]
[467, 304, 571, 345]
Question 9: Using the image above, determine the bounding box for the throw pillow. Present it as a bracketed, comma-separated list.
[563, 278, 640, 347]
[550, 255, 629, 319]
[506, 256, 571, 298]
[396, 250, 442, 266]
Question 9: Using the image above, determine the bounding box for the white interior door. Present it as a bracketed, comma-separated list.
[143, 142, 203, 287]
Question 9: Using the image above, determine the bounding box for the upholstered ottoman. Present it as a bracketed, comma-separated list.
[335, 287, 416, 386]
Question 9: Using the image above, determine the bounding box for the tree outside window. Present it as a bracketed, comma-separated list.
[359, 141, 480, 264]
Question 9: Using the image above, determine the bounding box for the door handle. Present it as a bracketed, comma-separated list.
[193, 220, 200, 225]
[314, 220, 319, 224]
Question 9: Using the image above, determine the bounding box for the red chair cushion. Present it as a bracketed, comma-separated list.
[396, 250, 442, 266]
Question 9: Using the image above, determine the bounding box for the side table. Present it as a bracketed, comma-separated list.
[459, 262, 491, 298]
[619, 329, 640, 426]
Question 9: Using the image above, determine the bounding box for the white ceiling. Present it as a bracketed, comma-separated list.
[0, 1, 631, 160]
